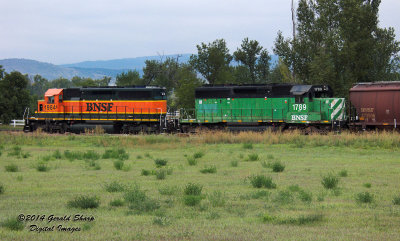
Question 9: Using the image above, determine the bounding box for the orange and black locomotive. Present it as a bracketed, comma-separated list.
[25, 86, 168, 133]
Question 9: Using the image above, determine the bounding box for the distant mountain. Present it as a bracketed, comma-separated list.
[0, 54, 278, 82]
[61, 54, 192, 70]
[0, 58, 128, 80]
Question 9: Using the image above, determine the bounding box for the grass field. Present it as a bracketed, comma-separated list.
[0, 131, 400, 240]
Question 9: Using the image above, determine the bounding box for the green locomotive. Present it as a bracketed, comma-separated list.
[180, 84, 345, 132]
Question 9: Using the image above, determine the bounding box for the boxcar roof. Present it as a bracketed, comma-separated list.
[350, 82, 400, 92]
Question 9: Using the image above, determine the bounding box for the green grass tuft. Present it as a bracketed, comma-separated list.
[102, 148, 129, 160]
[249, 175, 276, 189]
[124, 186, 160, 213]
[155, 169, 167, 180]
[184, 183, 202, 196]
[392, 195, 400, 205]
[271, 161, 285, 172]
[356, 192, 374, 204]
[104, 181, 126, 192]
[36, 162, 49, 172]
[200, 165, 217, 174]
[242, 143, 253, 149]
[154, 158, 168, 167]
[321, 173, 339, 189]
[339, 169, 348, 177]
[230, 160, 238, 167]
[187, 157, 198, 166]
[113, 160, 125, 170]
[246, 153, 259, 161]
[141, 169, 151, 176]
[363, 183, 372, 188]
[5, 164, 19, 172]
[1, 217, 24, 231]
[67, 195, 100, 209]
[0, 183, 4, 194]
[193, 151, 204, 159]
[109, 199, 124, 207]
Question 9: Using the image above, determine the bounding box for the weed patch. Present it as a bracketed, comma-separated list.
[5, 164, 19, 172]
[321, 173, 339, 189]
[200, 165, 217, 174]
[356, 192, 374, 204]
[1, 217, 24, 231]
[104, 181, 126, 192]
[249, 175, 276, 189]
[124, 186, 160, 213]
[67, 195, 100, 209]
[271, 161, 285, 172]
[154, 159, 168, 167]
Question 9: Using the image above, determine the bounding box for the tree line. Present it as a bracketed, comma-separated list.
[0, 0, 399, 123]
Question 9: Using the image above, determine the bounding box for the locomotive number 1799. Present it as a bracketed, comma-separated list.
[292, 104, 307, 111]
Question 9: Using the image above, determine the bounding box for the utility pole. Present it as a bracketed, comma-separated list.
[291, 0, 296, 81]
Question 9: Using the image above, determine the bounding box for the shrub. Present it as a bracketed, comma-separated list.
[363, 183, 372, 188]
[8, 146, 22, 157]
[102, 149, 129, 160]
[249, 175, 276, 189]
[136, 155, 143, 159]
[247, 153, 259, 161]
[109, 199, 124, 207]
[104, 181, 126, 192]
[321, 173, 339, 189]
[242, 143, 253, 149]
[155, 169, 167, 180]
[266, 154, 275, 160]
[36, 163, 49, 172]
[339, 169, 348, 177]
[356, 192, 374, 204]
[1, 217, 24, 231]
[200, 165, 217, 174]
[263, 213, 323, 225]
[158, 185, 179, 196]
[187, 157, 197, 166]
[141, 169, 151, 176]
[261, 161, 271, 168]
[184, 183, 202, 196]
[83, 150, 100, 161]
[288, 185, 301, 192]
[392, 195, 400, 205]
[124, 186, 160, 213]
[154, 159, 168, 167]
[183, 195, 203, 206]
[298, 190, 313, 203]
[87, 160, 101, 170]
[53, 150, 62, 159]
[113, 160, 125, 170]
[67, 195, 100, 209]
[166, 167, 173, 175]
[230, 160, 238, 167]
[5, 164, 19, 172]
[271, 161, 285, 172]
[0, 183, 4, 194]
[64, 150, 83, 161]
[273, 190, 294, 205]
[208, 191, 226, 207]
[153, 215, 171, 226]
[22, 153, 30, 159]
[193, 151, 204, 159]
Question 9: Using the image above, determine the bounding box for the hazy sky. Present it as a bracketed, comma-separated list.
[1, 0, 399, 64]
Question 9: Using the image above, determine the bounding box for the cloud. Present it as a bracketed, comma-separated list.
[0, 0, 398, 64]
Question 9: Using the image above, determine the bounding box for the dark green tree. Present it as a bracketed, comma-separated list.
[0, 71, 31, 123]
[116, 70, 143, 86]
[174, 64, 204, 109]
[29, 74, 49, 96]
[274, 0, 400, 97]
[189, 39, 233, 84]
[49, 77, 73, 89]
[233, 38, 271, 83]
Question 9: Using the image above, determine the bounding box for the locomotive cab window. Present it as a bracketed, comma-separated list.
[48, 96, 55, 104]
[59, 95, 63, 103]
[295, 96, 304, 104]
[39, 104, 43, 111]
